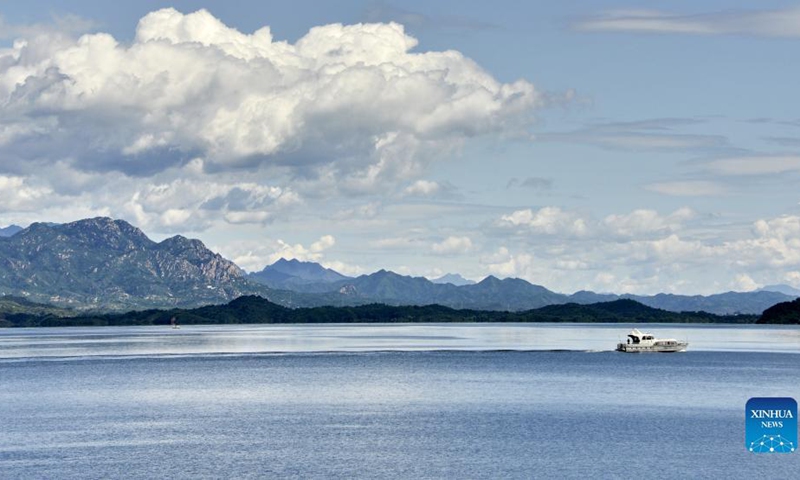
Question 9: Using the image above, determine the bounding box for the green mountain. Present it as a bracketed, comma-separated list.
[249, 270, 569, 311]
[0, 295, 76, 327]
[757, 298, 800, 324]
[1, 296, 756, 328]
[522, 299, 749, 323]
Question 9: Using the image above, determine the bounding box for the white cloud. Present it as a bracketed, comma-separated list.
[0, 8, 540, 196]
[404, 179, 441, 197]
[319, 260, 365, 277]
[311, 235, 336, 253]
[575, 7, 800, 37]
[784, 271, 800, 286]
[497, 206, 696, 241]
[480, 247, 524, 278]
[499, 207, 589, 236]
[223, 211, 272, 225]
[603, 208, 694, 237]
[431, 236, 473, 255]
[0, 175, 53, 210]
[734, 273, 759, 292]
[121, 177, 300, 232]
[753, 215, 800, 239]
[480, 208, 800, 294]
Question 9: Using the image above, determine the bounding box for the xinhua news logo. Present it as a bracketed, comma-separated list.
[746, 397, 797, 454]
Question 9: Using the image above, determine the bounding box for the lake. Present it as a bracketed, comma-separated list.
[1, 323, 798, 478]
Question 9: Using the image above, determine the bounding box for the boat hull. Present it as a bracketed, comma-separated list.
[616, 342, 688, 353]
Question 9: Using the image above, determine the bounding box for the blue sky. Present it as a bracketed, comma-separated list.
[1, 1, 799, 294]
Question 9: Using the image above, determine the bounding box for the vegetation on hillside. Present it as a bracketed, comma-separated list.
[1, 296, 758, 328]
[757, 298, 800, 324]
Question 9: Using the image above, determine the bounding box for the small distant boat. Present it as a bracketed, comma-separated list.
[616, 328, 687, 353]
[170, 316, 180, 329]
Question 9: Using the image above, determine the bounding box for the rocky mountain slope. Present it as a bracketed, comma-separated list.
[0, 218, 264, 310]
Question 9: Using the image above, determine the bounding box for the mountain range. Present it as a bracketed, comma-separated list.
[0, 295, 757, 328]
[247, 259, 795, 315]
[1, 217, 797, 314]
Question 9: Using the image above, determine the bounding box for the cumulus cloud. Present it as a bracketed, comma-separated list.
[603, 208, 694, 238]
[734, 273, 759, 292]
[484, 207, 800, 294]
[122, 177, 301, 232]
[0, 8, 540, 196]
[480, 247, 528, 278]
[497, 206, 696, 241]
[311, 235, 336, 253]
[753, 215, 800, 239]
[221, 234, 337, 272]
[404, 179, 441, 197]
[785, 271, 800, 286]
[499, 207, 589, 236]
[431, 236, 473, 255]
[574, 7, 800, 37]
[0, 175, 53, 210]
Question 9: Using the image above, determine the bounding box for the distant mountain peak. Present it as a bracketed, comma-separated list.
[431, 273, 475, 286]
[67, 217, 141, 233]
[159, 235, 207, 251]
[759, 284, 800, 297]
[274, 257, 300, 265]
[478, 275, 501, 284]
[247, 257, 349, 287]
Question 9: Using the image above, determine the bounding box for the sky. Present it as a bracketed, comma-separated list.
[1, 1, 799, 295]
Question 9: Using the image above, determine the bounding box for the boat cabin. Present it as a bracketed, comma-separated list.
[626, 329, 654, 344]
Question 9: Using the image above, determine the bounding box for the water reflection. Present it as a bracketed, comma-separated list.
[0, 323, 798, 359]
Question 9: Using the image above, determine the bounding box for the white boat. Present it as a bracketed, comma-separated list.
[616, 329, 687, 353]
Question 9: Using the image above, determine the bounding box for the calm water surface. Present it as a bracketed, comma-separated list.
[1, 323, 798, 478]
